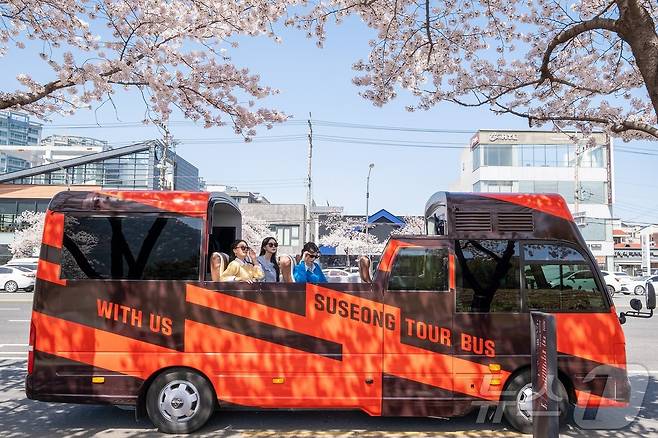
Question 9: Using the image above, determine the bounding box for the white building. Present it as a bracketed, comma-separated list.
[0, 135, 108, 167]
[453, 129, 614, 269]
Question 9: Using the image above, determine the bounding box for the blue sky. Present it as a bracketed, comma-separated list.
[4, 17, 658, 223]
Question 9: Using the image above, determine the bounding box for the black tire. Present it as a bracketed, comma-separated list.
[502, 370, 571, 434]
[24, 285, 34, 293]
[634, 285, 645, 296]
[607, 285, 616, 296]
[145, 369, 215, 434]
[4, 280, 18, 293]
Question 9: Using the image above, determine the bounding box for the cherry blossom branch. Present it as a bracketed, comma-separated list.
[538, 17, 620, 86]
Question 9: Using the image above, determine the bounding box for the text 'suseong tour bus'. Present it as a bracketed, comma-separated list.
[26, 190, 641, 434]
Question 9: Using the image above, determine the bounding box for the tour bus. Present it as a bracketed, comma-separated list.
[26, 190, 651, 434]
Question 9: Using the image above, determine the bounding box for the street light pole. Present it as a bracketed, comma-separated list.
[365, 163, 374, 256]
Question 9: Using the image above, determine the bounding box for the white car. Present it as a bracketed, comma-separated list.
[600, 271, 630, 295]
[323, 268, 361, 283]
[625, 276, 652, 295]
[6, 257, 38, 272]
[0, 265, 35, 292]
[645, 275, 658, 295]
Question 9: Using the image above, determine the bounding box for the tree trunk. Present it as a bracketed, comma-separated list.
[616, 0, 658, 118]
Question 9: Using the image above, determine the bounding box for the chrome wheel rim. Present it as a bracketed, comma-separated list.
[158, 380, 200, 423]
[5, 281, 17, 293]
[635, 286, 645, 295]
[516, 383, 534, 421]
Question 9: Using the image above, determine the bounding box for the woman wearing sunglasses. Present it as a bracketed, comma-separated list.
[293, 241, 327, 284]
[219, 239, 264, 283]
[257, 237, 280, 283]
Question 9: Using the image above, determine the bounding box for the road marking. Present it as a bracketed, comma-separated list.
[0, 344, 28, 347]
[8, 319, 29, 322]
[0, 308, 20, 310]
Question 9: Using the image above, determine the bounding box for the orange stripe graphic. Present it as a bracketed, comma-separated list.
[41, 210, 64, 249]
[36, 259, 66, 286]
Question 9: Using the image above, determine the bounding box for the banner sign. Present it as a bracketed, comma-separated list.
[531, 311, 559, 438]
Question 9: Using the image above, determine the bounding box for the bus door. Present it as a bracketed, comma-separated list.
[381, 241, 455, 416]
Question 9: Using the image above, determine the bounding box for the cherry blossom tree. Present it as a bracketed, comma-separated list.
[0, 0, 291, 135]
[392, 216, 425, 235]
[9, 211, 45, 258]
[300, 0, 658, 140]
[242, 215, 273, 249]
[319, 214, 383, 265]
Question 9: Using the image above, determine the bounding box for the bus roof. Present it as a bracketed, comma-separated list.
[47, 190, 237, 217]
[424, 191, 584, 245]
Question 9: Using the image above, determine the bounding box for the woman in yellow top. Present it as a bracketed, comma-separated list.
[219, 239, 265, 283]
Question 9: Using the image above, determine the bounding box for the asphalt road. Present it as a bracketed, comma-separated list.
[0, 292, 656, 437]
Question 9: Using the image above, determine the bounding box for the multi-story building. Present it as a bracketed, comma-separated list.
[0, 111, 43, 173]
[453, 129, 615, 269]
[0, 140, 201, 190]
[0, 111, 42, 147]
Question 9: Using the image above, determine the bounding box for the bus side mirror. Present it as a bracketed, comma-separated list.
[630, 299, 643, 312]
[622, 284, 654, 320]
[647, 283, 656, 310]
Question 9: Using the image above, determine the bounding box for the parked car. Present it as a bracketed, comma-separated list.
[0, 265, 35, 292]
[6, 257, 38, 272]
[323, 268, 361, 283]
[600, 271, 630, 295]
[625, 276, 652, 295]
[645, 275, 658, 295]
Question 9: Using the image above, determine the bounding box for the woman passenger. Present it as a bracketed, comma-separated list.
[257, 237, 280, 283]
[293, 242, 327, 284]
[219, 239, 264, 283]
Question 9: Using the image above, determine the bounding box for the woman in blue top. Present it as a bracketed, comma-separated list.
[293, 242, 327, 284]
[257, 237, 280, 282]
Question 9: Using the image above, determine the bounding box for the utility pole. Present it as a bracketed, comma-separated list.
[365, 163, 374, 257]
[306, 113, 313, 242]
[158, 123, 172, 191]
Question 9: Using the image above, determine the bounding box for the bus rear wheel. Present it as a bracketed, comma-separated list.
[146, 369, 215, 434]
[502, 370, 571, 434]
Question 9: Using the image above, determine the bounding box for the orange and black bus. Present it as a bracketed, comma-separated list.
[26, 190, 641, 433]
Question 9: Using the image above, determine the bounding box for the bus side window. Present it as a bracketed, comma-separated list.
[61, 214, 203, 281]
[454, 239, 521, 313]
[387, 247, 448, 292]
[523, 243, 606, 312]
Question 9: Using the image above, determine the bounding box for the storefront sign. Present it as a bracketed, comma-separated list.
[488, 132, 519, 142]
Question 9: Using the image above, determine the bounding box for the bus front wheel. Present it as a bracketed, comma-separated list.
[145, 368, 215, 434]
[502, 370, 571, 434]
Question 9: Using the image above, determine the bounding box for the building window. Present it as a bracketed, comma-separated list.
[523, 243, 606, 312]
[61, 215, 203, 280]
[272, 225, 300, 247]
[481, 181, 513, 193]
[472, 145, 481, 170]
[455, 239, 521, 312]
[388, 247, 449, 291]
[482, 145, 513, 166]
[518, 180, 576, 203]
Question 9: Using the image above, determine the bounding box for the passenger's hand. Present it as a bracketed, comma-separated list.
[303, 251, 314, 268]
[248, 248, 257, 261]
